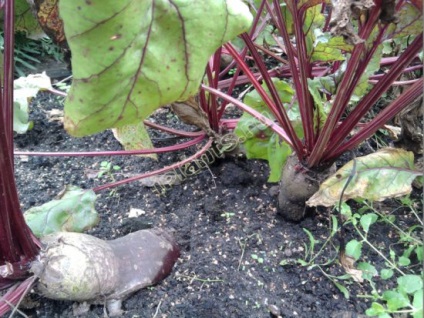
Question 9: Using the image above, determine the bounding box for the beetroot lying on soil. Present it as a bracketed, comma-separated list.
[30, 229, 180, 316]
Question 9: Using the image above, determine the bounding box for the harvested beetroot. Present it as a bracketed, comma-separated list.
[30, 228, 180, 316]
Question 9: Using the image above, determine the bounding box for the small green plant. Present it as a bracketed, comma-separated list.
[251, 253, 264, 264]
[338, 200, 423, 318]
[228, 67, 236, 76]
[364, 274, 423, 318]
[97, 161, 121, 182]
[221, 211, 235, 223]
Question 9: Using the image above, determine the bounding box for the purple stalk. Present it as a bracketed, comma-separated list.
[291, 1, 316, 149]
[307, 3, 383, 167]
[0, 1, 39, 258]
[324, 78, 423, 161]
[224, 42, 303, 155]
[0, 276, 37, 316]
[0, 0, 39, 287]
[15, 134, 206, 157]
[3, 0, 14, 150]
[271, 0, 315, 152]
[327, 34, 423, 153]
[93, 138, 214, 192]
[143, 120, 204, 137]
[202, 84, 293, 146]
[215, 0, 267, 115]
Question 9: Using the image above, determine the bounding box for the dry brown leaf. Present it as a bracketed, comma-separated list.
[339, 250, 364, 283]
[329, 0, 374, 45]
[171, 96, 216, 137]
[44, 108, 64, 122]
[383, 124, 402, 140]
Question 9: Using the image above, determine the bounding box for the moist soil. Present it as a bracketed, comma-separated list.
[12, 91, 421, 318]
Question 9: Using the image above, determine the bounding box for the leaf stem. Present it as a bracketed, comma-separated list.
[92, 138, 213, 192]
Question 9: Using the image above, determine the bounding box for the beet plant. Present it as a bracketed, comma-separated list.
[202, 0, 423, 220]
[1, 0, 254, 316]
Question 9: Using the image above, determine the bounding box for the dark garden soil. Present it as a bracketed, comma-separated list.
[12, 91, 422, 318]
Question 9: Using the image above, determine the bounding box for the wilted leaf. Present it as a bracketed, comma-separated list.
[14, 73, 53, 134]
[171, 96, 214, 135]
[24, 186, 99, 238]
[339, 248, 363, 283]
[112, 121, 157, 160]
[59, 0, 253, 136]
[383, 125, 401, 140]
[329, 0, 374, 45]
[307, 148, 422, 207]
[33, 0, 67, 46]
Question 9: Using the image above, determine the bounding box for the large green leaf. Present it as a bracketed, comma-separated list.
[59, 0, 252, 136]
[235, 78, 295, 182]
[307, 148, 422, 207]
[24, 186, 99, 237]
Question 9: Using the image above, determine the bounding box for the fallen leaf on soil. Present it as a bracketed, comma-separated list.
[45, 108, 64, 122]
[307, 148, 422, 207]
[24, 185, 99, 237]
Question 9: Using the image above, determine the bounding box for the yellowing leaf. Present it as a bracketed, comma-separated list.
[59, 0, 253, 136]
[307, 148, 422, 207]
[112, 122, 157, 160]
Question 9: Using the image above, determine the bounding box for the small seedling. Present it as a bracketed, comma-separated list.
[228, 67, 236, 76]
[251, 253, 264, 264]
[221, 211, 235, 223]
[97, 161, 121, 182]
